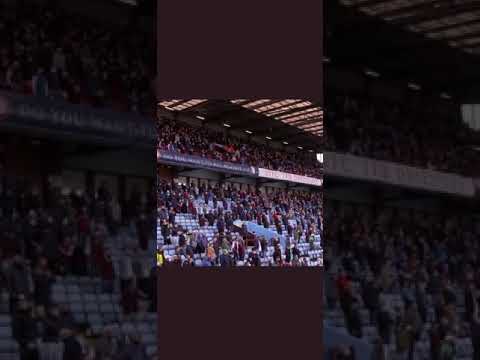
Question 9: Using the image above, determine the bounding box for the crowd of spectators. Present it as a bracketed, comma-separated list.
[324, 200, 480, 360]
[0, 173, 156, 360]
[325, 93, 480, 176]
[156, 180, 322, 267]
[0, 1, 155, 116]
[157, 119, 322, 179]
[0, 2, 158, 359]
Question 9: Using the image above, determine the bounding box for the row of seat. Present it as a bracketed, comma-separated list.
[96, 228, 157, 359]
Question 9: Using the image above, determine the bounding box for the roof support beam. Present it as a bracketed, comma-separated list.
[459, 42, 480, 50]
[375, 0, 447, 19]
[353, 0, 392, 8]
[444, 29, 480, 42]
[427, 18, 480, 33]
[390, 1, 480, 28]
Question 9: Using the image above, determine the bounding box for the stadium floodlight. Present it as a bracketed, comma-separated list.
[317, 153, 323, 164]
[364, 69, 380, 78]
[461, 104, 480, 131]
[408, 82, 421, 91]
[223, 123, 231, 128]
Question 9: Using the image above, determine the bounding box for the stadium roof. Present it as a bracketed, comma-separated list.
[157, 100, 323, 148]
[340, 0, 480, 55]
[327, 1, 480, 98]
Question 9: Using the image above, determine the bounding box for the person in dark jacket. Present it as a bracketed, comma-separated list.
[62, 326, 83, 360]
[273, 244, 283, 265]
[361, 276, 380, 323]
[348, 298, 363, 338]
[9, 256, 31, 303]
[219, 250, 234, 267]
[285, 244, 301, 264]
[472, 299, 480, 360]
[377, 300, 393, 345]
[248, 250, 261, 267]
[32, 257, 53, 308]
[13, 299, 38, 360]
[118, 333, 148, 360]
[465, 282, 476, 321]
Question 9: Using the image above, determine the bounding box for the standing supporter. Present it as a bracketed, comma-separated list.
[472, 301, 480, 360]
[32, 257, 53, 309]
[62, 326, 83, 360]
[8, 256, 32, 305]
[118, 333, 148, 360]
[13, 298, 38, 360]
[32, 68, 48, 97]
[121, 280, 147, 318]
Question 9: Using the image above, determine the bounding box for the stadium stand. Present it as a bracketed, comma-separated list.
[0, 173, 156, 360]
[156, 180, 322, 267]
[0, 0, 157, 359]
[325, 2, 480, 359]
[157, 118, 321, 178]
[324, 199, 479, 360]
[0, 0, 155, 116]
[326, 92, 480, 177]
[156, 98, 323, 268]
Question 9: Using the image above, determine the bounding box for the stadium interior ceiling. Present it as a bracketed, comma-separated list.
[157, 99, 323, 150]
[340, 0, 480, 57]
[327, 0, 480, 100]
[326, 0, 480, 210]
